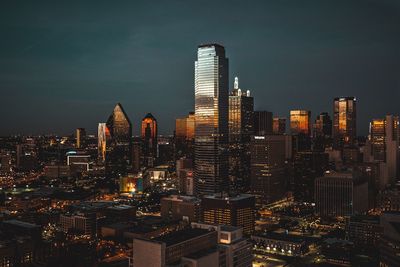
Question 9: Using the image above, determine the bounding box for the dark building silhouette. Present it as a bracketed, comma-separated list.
[273, 117, 286, 135]
[313, 112, 332, 151]
[141, 113, 157, 168]
[254, 111, 273, 135]
[250, 135, 292, 204]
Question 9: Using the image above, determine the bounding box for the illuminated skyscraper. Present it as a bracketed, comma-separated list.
[290, 110, 311, 135]
[141, 113, 157, 167]
[194, 44, 229, 195]
[98, 123, 110, 162]
[333, 97, 357, 148]
[106, 103, 132, 175]
[290, 110, 311, 151]
[76, 128, 86, 149]
[228, 77, 254, 189]
[365, 115, 399, 189]
[175, 112, 195, 141]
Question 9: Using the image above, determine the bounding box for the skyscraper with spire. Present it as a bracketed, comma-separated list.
[228, 76, 254, 189]
[141, 113, 158, 167]
[194, 44, 229, 196]
[105, 103, 132, 176]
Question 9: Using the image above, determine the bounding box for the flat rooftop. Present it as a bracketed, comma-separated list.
[3, 220, 40, 229]
[202, 193, 254, 201]
[154, 228, 213, 247]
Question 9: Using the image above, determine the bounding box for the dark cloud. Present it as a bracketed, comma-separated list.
[0, 0, 399, 135]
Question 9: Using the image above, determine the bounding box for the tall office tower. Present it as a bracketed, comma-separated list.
[141, 113, 158, 167]
[333, 97, 357, 148]
[290, 110, 311, 151]
[365, 115, 399, 189]
[106, 103, 132, 175]
[313, 112, 332, 137]
[131, 142, 141, 173]
[254, 111, 273, 135]
[201, 194, 255, 234]
[290, 110, 311, 135]
[250, 135, 292, 204]
[228, 76, 254, 189]
[176, 112, 196, 141]
[273, 117, 286, 134]
[76, 128, 86, 149]
[98, 123, 110, 162]
[194, 44, 229, 196]
[313, 112, 332, 150]
[293, 151, 329, 202]
[315, 171, 368, 217]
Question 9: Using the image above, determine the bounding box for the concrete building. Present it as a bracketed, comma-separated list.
[191, 223, 252, 267]
[201, 194, 255, 235]
[161, 195, 201, 222]
[315, 171, 368, 217]
[250, 135, 292, 204]
[132, 228, 218, 267]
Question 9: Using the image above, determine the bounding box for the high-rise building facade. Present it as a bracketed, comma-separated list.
[290, 110, 311, 152]
[313, 112, 332, 150]
[76, 128, 86, 149]
[141, 113, 158, 167]
[106, 103, 132, 175]
[313, 112, 332, 138]
[315, 171, 368, 217]
[250, 135, 292, 204]
[273, 117, 286, 135]
[254, 111, 273, 135]
[201, 194, 255, 235]
[194, 44, 229, 196]
[98, 123, 110, 162]
[175, 112, 195, 141]
[365, 115, 399, 189]
[228, 77, 254, 189]
[228, 77, 253, 143]
[333, 97, 357, 148]
[290, 110, 311, 135]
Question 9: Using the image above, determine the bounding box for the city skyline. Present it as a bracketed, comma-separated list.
[1, 1, 400, 135]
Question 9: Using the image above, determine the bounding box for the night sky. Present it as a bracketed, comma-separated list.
[1, 0, 399, 136]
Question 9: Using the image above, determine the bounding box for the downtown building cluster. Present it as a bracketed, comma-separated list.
[0, 44, 399, 266]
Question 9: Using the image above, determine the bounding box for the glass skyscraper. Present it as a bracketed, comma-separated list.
[194, 44, 229, 196]
[106, 103, 132, 176]
[98, 123, 110, 162]
[333, 97, 357, 148]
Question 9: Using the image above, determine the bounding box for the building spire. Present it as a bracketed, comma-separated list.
[234, 76, 239, 90]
